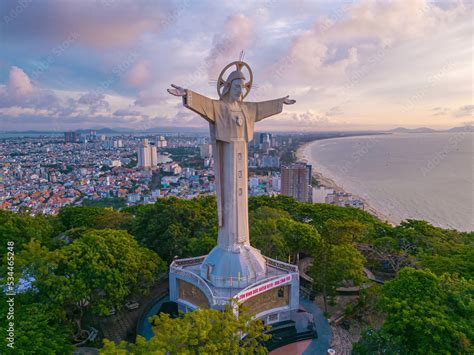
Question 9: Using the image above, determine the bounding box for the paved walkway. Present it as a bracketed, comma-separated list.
[100, 278, 168, 343]
[270, 299, 332, 355]
[330, 325, 353, 355]
[301, 299, 332, 355]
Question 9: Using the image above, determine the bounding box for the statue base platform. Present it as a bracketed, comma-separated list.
[169, 252, 301, 325]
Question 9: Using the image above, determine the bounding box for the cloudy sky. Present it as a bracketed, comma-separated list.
[0, 0, 472, 132]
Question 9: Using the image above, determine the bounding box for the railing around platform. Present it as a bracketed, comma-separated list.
[264, 256, 299, 273]
[172, 255, 207, 267]
[170, 263, 229, 306]
[171, 255, 268, 288]
[170, 255, 300, 305]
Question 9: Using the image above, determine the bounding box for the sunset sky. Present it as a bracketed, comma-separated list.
[0, 0, 472, 131]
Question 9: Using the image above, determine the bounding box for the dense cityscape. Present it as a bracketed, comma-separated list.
[0, 130, 366, 215]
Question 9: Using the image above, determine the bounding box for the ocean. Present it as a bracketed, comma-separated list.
[303, 132, 474, 232]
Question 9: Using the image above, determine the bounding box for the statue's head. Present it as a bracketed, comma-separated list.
[223, 70, 246, 101]
[217, 61, 253, 101]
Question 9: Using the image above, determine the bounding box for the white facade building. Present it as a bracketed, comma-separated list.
[137, 139, 158, 168]
[249, 176, 260, 188]
[272, 175, 281, 192]
[200, 143, 213, 159]
[156, 136, 168, 148]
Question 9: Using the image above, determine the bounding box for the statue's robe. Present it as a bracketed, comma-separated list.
[183, 90, 284, 250]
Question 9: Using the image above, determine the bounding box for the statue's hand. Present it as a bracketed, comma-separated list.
[167, 84, 186, 97]
[283, 95, 296, 105]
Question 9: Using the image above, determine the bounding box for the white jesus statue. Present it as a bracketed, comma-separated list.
[168, 61, 295, 288]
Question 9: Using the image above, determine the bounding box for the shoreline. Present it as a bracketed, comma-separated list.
[296, 140, 394, 225]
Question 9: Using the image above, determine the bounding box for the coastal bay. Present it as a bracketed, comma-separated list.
[297, 133, 474, 231]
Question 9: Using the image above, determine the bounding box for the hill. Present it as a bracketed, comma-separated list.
[388, 127, 438, 133]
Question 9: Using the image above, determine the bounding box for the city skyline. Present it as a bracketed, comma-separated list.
[0, 0, 472, 132]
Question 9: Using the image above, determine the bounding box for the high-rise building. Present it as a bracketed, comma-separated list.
[280, 163, 312, 202]
[150, 144, 158, 166]
[157, 135, 168, 148]
[259, 132, 272, 145]
[271, 136, 277, 147]
[200, 143, 212, 158]
[137, 139, 157, 168]
[64, 131, 79, 143]
[259, 132, 272, 151]
[272, 175, 281, 192]
[103, 139, 123, 149]
[88, 130, 97, 142]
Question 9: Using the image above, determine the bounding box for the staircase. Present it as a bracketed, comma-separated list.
[263, 320, 317, 352]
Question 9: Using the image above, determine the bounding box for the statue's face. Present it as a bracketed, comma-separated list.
[229, 78, 244, 101]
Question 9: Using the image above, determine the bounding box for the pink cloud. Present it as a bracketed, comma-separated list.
[1, 0, 173, 48]
[271, 0, 469, 85]
[134, 88, 168, 107]
[7, 66, 34, 96]
[125, 60, 152, 88]
[0, 67, 113, 117]
[454, 105, 474, 118]
[78, 92, 110, 113]
[0, 66, 59, 109]
[205, 14, 254, 77]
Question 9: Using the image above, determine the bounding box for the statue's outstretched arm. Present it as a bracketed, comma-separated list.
[167, 84, 215, 123]
[249, 95, 296, 122]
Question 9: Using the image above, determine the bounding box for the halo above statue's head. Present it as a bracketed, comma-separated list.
[217, 61, 253, 100]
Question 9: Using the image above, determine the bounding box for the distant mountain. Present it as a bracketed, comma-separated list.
[74, 126, 207, 134]
[102, 127, 135, 133]
[446, 125, 473, 133]
[389, 127, 438, 133]
[144, 126, 207, 133]
[77, 127, 124, 134]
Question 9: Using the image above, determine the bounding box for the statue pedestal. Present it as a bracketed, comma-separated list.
[198, 245, 267, 289]
[169, 252, 300, 325]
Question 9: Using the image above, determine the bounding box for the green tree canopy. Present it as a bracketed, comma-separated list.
[126, 196, 217, 263]
[58, 206, 132, 231]
[82, 197, 127, 209]
[0, 210, 59, 248]
[370, 219, 474, 278]
[17, 229, 166, 337]
[249, 207, 291, 260]
[101, 306, 270, 354]
[248, 195, 390, 240]
[353, 268, 473, 354]
[309, 219, 366, 312]
[0, 294, 73, 354]
[277, 217, 320, 259]
[248, 206, 321, 261]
